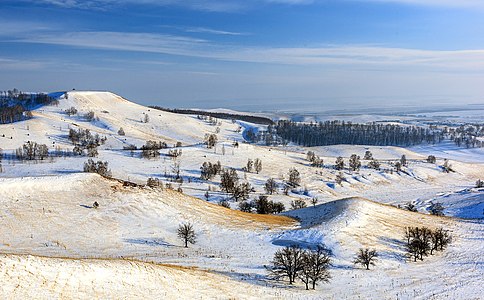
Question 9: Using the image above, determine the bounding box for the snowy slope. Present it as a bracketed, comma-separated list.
[0, 91, 483, 299]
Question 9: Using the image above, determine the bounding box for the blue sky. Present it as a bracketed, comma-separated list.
[1, 0, 484, 111]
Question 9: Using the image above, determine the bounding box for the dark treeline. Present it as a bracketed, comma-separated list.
[273, 120, 445, 147]
[0, 89, 58, 124]
[0, 105, 26, 124]
[149, 106, 274, 125]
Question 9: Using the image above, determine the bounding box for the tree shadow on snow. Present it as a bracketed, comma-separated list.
[213, 270, 301, 290]
[124, 238, 174, 247]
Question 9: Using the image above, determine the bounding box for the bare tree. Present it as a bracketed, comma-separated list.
[335, 156, 344, 170]
[204, 133, 218, 149]
[431, 227, 452, 252]
[311, 197, 319, 208]
[177, 222, 196, 248]
[476, 179, 484, 188]
[407, 238, 421, 262]
[299, 246, 331, 290]
[231, 182, 253, 201]
[220, 168, 239, 193]
[367, 159, 380, 170]
[353, 248, 378, 270]
[404, 226, 442, 261]
[349, 154, 361, 171]
[85, 111, 95, 122]
[287, 168, 301, 187]
[265, 178, 277, 194]
[429, 202, 445, 216]
[83, 159, 112, 177]
[363, 150, 373, 160]
[310, 156, 324, 168]
[306, 151, 316, 162]
[238, 201, 253, 213]
[254, 158, 262, 174]
[267, 245, 304, 284]
[335, 172, 345, 186]
[65, 106, 78, 116]
[245, 158, 253, 172]
[404, 202, 418, 212]
[291, 199, 307, 210]
[400, 154, 407, 167]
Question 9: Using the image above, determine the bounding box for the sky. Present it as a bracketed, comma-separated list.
[1, 0, 484, 111]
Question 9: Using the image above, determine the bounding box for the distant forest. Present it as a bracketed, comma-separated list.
[272, 120, 444, 147]
[0, 89, 58, 124]
[149, 106, 274, 125]
[250, 120, 483, 148]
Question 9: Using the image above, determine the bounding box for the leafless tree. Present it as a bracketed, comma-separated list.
[291, 199, 307, 210]
[404, 202, 418, 212]
[429, 202, 445, 216]
[299, 246, 331, 290]
[363, 150, 373, 160]
[353, 248, 378, 270]
[204, 133, 218, 149]
[349, 154, 361, 171]
[287, 168, 301, 187]
[335, 156, 345, 170]
[426, 155, 436, 163]
[265, 178, 277, 194]
[254, 158, 262, 174]
[267, 245, 304, 284]
[476, 179, 484, 188]
[177, 222, 196, 248]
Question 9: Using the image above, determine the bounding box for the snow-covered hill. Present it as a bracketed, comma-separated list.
[0, 91, 482, 299]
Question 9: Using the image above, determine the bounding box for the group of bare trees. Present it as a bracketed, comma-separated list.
[140, 140, 168, 158]
[268, 245, 331, 290]
[15, 141, 49, 160]
[238, 195, 285, 214]
[83, 159, 112, 178]
[68, 128, 106, 157]
[428, 202, 445, 216]
[306, 151, 324, 167]
[200, 161, 222, 180]
[448, 124, 484, 148]
[65, 106, 78, 116]
[404, 227, 451, 262]
[243, 158, 262, 173]
[220, 168, 254, 201]
[204, 133, 218, 149]
[476, 179, 484, 188]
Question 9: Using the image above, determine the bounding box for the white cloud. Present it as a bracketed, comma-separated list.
[184, 27, 247, 36]
[0, 57, 47, 70]
[360, 0, 484, 8]
[26, 0, 484, 10]
[18, 30, 484, 71]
